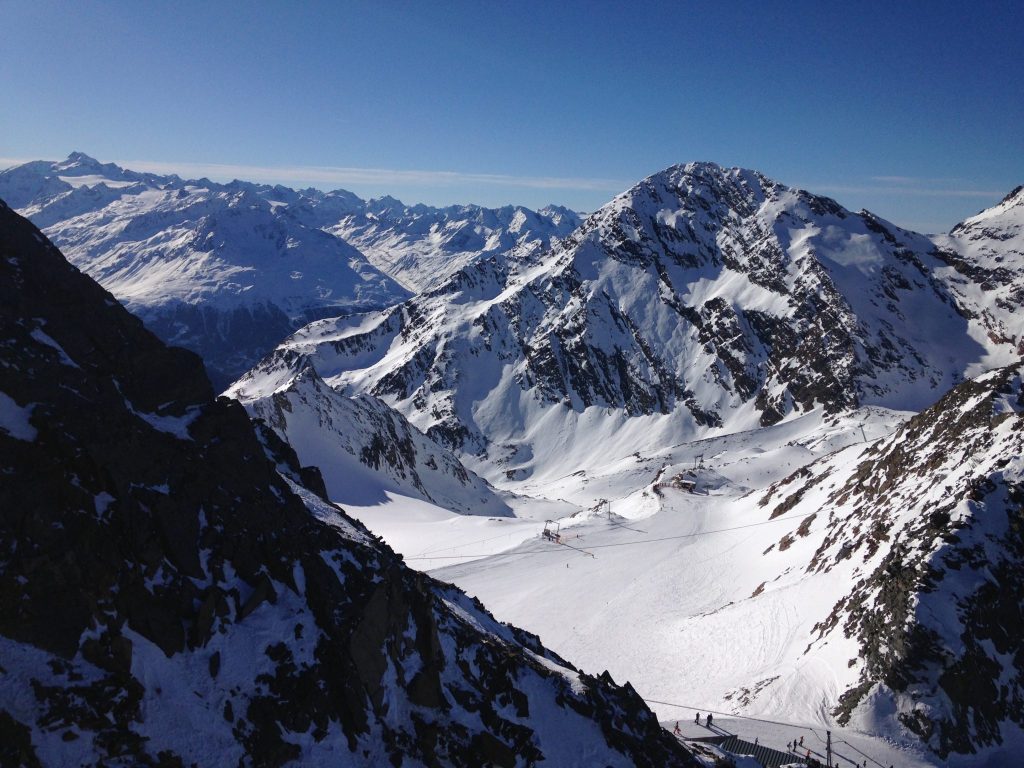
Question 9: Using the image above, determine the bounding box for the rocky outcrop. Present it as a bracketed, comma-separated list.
[0, 200, 694, 766]
[757, 362, 1024, 760]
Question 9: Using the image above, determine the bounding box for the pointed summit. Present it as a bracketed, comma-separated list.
[65, 150, 100, 164]
[54, 150, 104, 171]
[1000, 183, 1024, 206]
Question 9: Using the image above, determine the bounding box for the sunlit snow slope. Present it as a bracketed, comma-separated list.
[237, 360, 512, 516]
[932, 185, 1024, 355]
[0, 153, 410, 386]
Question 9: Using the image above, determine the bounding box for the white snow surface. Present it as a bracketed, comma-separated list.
[326, 399, 1013, 766]
[421, 408, 902, 719]
[322, 200, 582, 292]
[0, 152, 580, 312]
[666, 716, 934, 768]
[11, 156, 1017, 764]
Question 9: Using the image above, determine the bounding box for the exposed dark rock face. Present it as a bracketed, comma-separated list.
[0, 200, 694, 766]
[759, 361, 1024, 760]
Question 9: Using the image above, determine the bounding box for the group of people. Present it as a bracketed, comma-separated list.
[668, 715, 891, 768]
[671, 712, 714, 736]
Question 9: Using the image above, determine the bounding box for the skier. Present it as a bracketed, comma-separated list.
[706, 712, 713, 728]
[799, 735, 804, 747]
[694, 712, 700, 724]
[673, 722, 680, 736]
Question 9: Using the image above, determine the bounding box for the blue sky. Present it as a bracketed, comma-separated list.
[3, 0, 1022, 232]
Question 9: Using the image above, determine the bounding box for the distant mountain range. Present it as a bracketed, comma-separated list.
[0, 153, 579, 387]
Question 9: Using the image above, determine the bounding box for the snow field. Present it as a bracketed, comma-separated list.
[342, 407, 939, 761]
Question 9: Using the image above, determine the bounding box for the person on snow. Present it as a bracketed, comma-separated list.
[706, 713, 713, 728]
[673, 722, 680, 736]
[694, 712, 700, 724]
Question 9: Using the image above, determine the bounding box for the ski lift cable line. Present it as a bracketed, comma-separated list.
[835, 738, 888, 767]
[411, 526, 539, 558]
[802, 729, 887, 768]
[404, 510, 814, 561]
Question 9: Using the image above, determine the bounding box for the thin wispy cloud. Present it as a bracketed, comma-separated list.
[870, 175, 922, 185]
[0, 157, 36, 169]
[121, 159, 628, 193]
[811, 183, 1004, 199]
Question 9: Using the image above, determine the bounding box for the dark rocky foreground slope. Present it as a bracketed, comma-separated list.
[0, 200, 693, 766]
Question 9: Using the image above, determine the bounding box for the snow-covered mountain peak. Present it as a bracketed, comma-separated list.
[998, 183, 1024, 206]
[238, 161, 1006, 493]
[48, 152, 156, 191]
[950, 183, 1024, 235]
[318, 193, 583, 292]
[931, 184, 1024, 360]
[0, 155, 413, 386]
[54, 150, 105, 172]
[580, 160, 847, 248]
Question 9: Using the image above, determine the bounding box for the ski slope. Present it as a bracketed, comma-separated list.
[337, 410, 921, 743]
[335, 404, 1012, 766]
